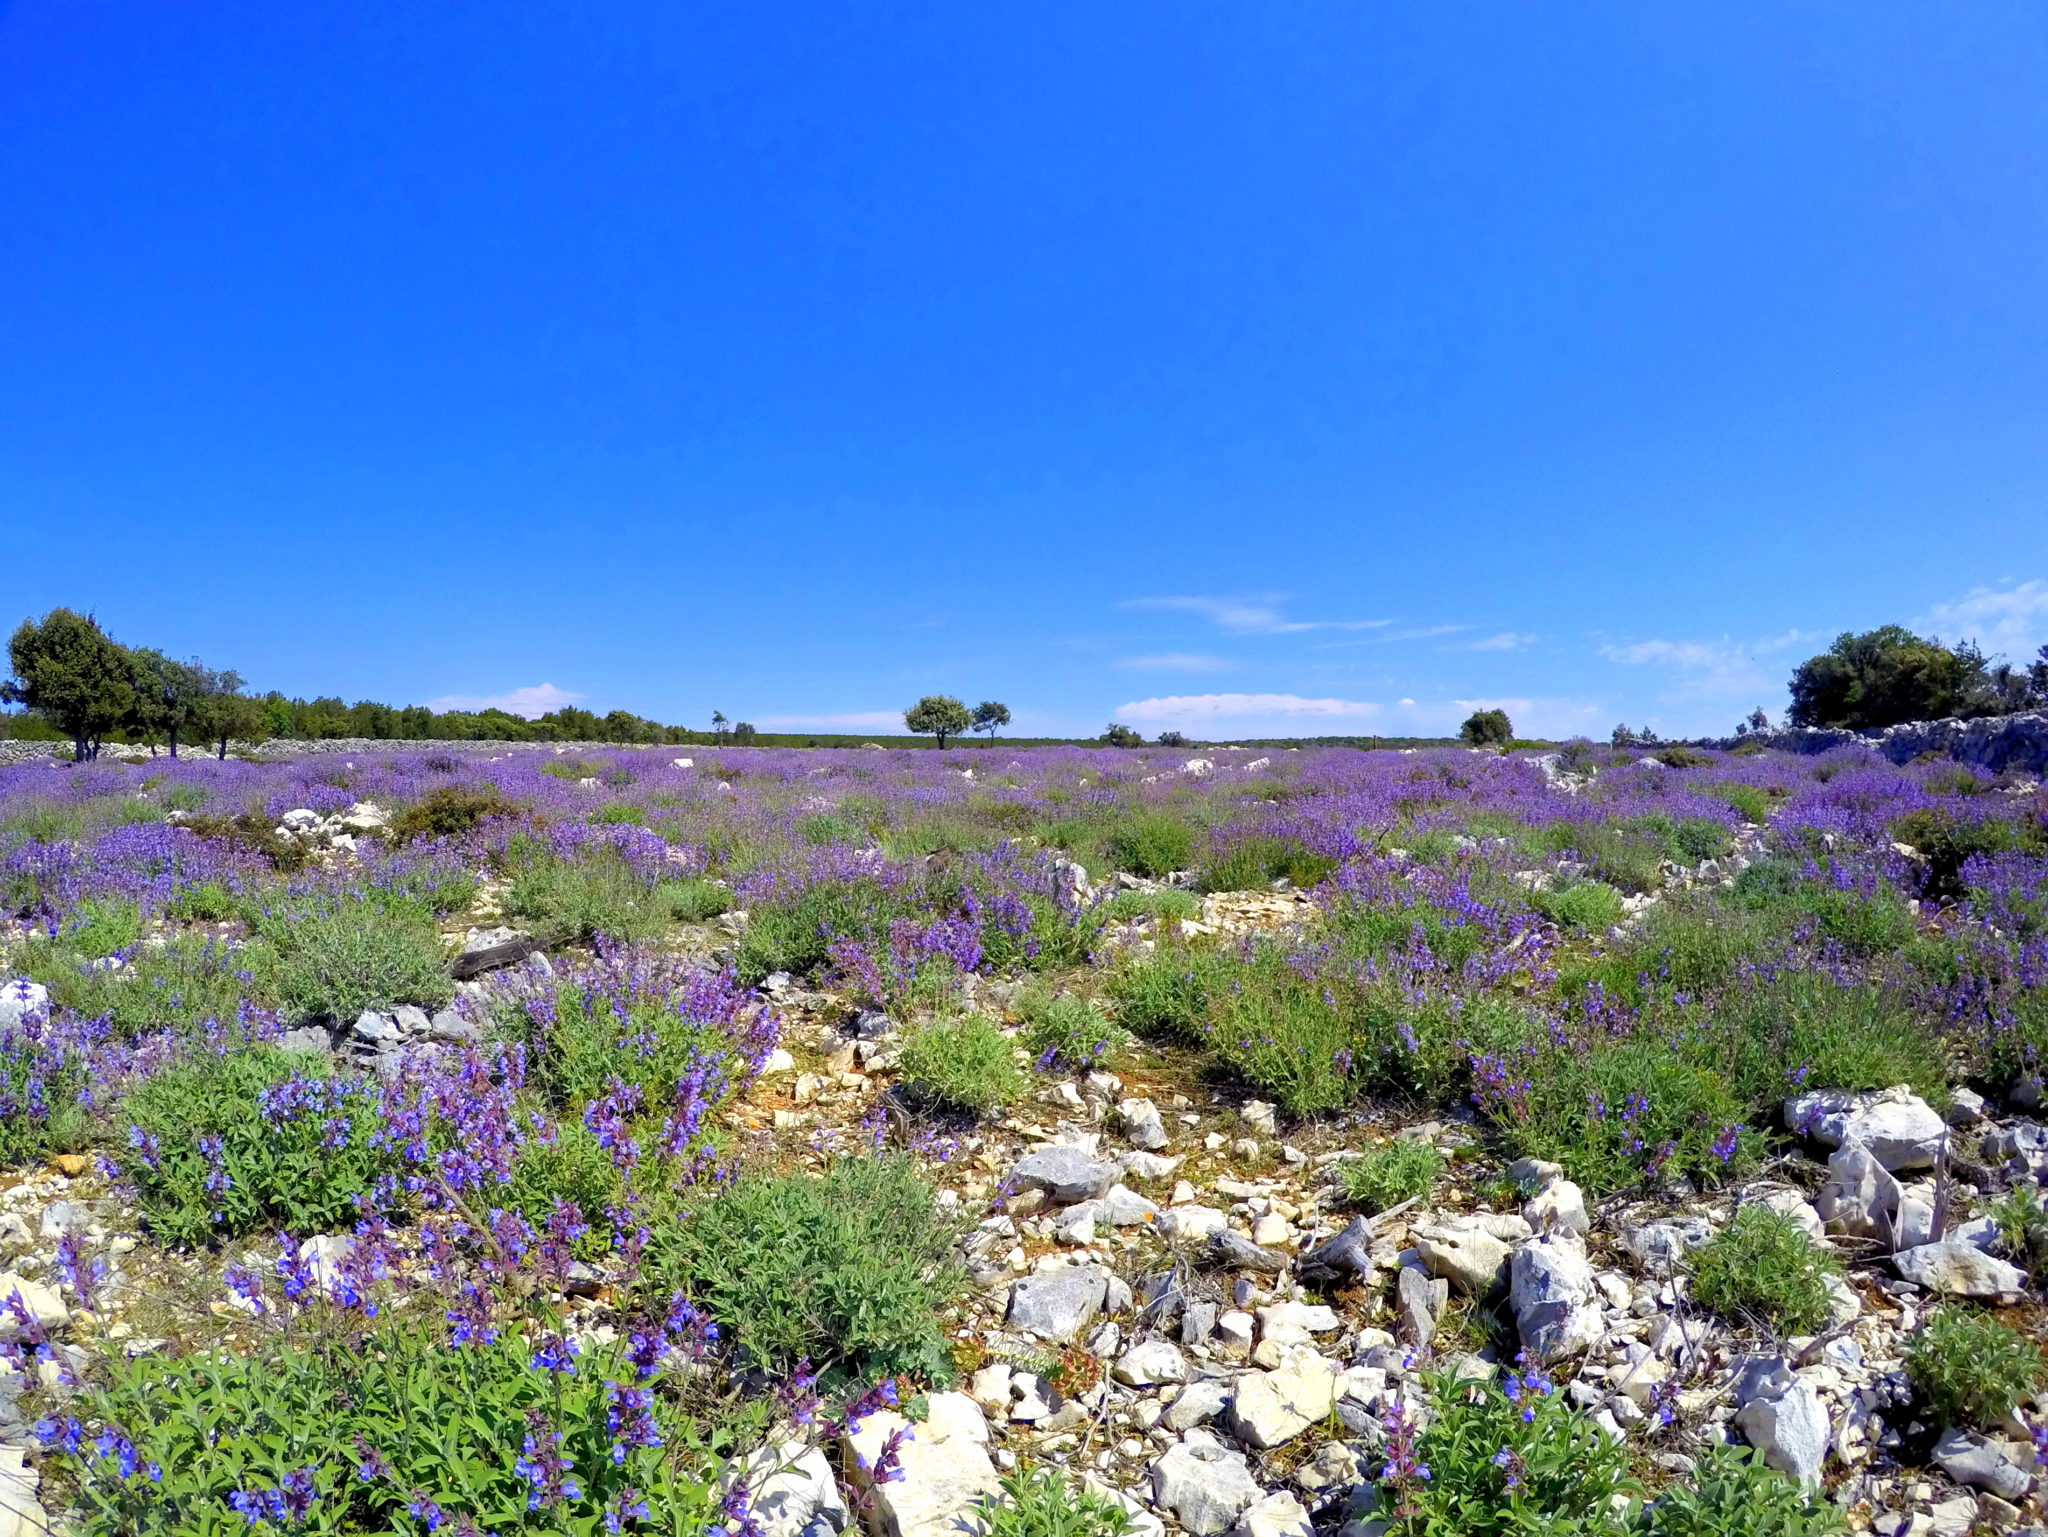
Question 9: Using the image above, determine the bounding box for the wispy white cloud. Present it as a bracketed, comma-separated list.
[1124, 595, 1390, 636]
[1916, 579, 2048, 661]
[1597, 630, 1811, 703]
[754, 710, 902, 729]
[425, 683, 585, 719]
[1114, 692, 1603, 738]
[1115, 653, 1236, 672]
[1454, 632, 1539, 653]
[1312, 625, 1466, 650]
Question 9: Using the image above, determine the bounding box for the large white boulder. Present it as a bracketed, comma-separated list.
[1786, 1086, 1946, 1171]
[1151, 1433, 1263, 1536]
[1224, 1347, 1338, 1448]
[1894, 1241, 2027, 1298]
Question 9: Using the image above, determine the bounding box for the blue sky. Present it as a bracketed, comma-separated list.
[4, 3, 2046, 739]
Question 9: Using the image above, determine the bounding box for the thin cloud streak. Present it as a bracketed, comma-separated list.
[1124, 595, 1390, 635]
[1115, 653, 1236, 672]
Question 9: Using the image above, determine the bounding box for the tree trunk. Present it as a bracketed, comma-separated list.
[73, 734, 89, 763]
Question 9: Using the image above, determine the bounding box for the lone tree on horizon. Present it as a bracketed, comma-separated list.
[904, 695, 972, 749]
[1459, 708, 1513, 748]
[971, 700, 1011, 741]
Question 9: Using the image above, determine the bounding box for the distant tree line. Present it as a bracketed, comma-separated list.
[2, 609, 726, 761]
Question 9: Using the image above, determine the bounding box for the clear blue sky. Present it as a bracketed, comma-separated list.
[5, 3, 2046, 739]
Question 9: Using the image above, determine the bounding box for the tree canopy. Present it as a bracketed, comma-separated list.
[1786, 627, 2006, 730]
[904, 696, 972, 748]
[1459, 708, 1513, 747]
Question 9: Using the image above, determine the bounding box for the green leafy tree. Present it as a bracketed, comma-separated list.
[1787, 627, 1996, 729]
[732, 721, 758, 743]
[129, 651, 237, 758]
[1459, 708, 1514, 747]
[196, 689, 271, 758]
[971, 700, 1011, 741]
[2, 609, 138, 761]
[1101, 722, 1144, 747]
[710, 710, 730, 743]
[905, 695, 972, 749]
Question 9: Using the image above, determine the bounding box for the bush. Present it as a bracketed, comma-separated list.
[1992, 1182, 2048, 1270]
[33, 933, 261, 1038]
[1019, 993, 1127, 1070]
[896, 1014, 1025, 1115]
[1104, 813, 1194, 878]
[1194, 835, 1335, 894]
[1336, 1141, 1443, 1214]
[1460, 709, 1514, 748]
[1106, 948, 1225, 1043]
[1534, 880, 1625, 932]
[387, 783, 521, 843]
[43, 1314, 727, 1536]
[1383, 1366, 1636, 1537]
[977, 1469, 1138, 1537]
[798, 813, 862, 846]
[1688, 1207, 1839, 1334]
[1628, 1442, 1843, 1537]
[123, 1047, 388, 1245]
[259, 899, 453, 1022]
[1905, 1306, 2047, 1429]
[735, 879, 901, 984]
[650, 1155, 960, 1384]
[1892, 806, 2046, 903]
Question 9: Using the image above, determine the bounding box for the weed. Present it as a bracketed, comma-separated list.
[1688, 1207, 1839, 1334]
[1105, 813, 1195, 878]
[896, 1014, 1025, 1115]
[1018, 992, 1127, 1070]
[976, 1469, 1138, 1537]
[649, 1154, 961, 1385]
[1992, 1182, 2048, 1270]
[1534, 880, 1624, 932]
[1336, 1142, 1444, 1214]
[1905, 1306, 2047, 1429]
[1627, 1442, 1843, 1537]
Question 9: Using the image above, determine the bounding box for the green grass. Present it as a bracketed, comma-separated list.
[895, 1014, 1026, 1115]
[1688, 1206, 1839, 1334]
[1336, 1141, 1444, 1213]
[256, 898, 453, 1021]
[1018, 991, 1127, 1069]
[1104, 812, 1196, 877]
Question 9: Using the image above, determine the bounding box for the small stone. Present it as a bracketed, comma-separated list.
[1162, 1377, 1232, 1431]
[1621, 1217, 1716, 1274]
[1225, 1348, 1338, 1448]
[1510, 1236, 1604, 1364]
[969, 1364, 1013, 1414]
[1119, 1099, 1170, 1151]
[50, 1154, 90, 1178]
[1227, 1491, 1313, 1537]
[1213, 1310, 1255, 1354]
[1114, 1339, 1189, 1386]
[1933, 1427, 2034, 1501]
[1525, 1179, 1590, 1237]
[843, 1392, 998, 1537]
[0, 1273, 67, 1333]
[1414, 1215, 1523, 1295]
[1008, 1147, 1120, 1206]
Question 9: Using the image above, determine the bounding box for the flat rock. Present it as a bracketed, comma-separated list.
[1894, 1241, 2026, 1298]
[1785, 1086, 1946, 1171]
[1162, 1377, 1232, 1432]
[739, 1443, 849, 1537]
[1227, 1492, 1314, 1537]
[1151, 1435, 1263, 1535]
[1414, 1215, 1523, 1295]
[0, 1444, 51, 1537]
[1621, 1216, 1716, 1273]
[1008, 1146, 1120, 1206]
[1007, 1267, 1109, 1341]
[1933, 1427, 2034, 1501]
[1224, 1347, 1338, 1448]
[844, 1392, 997, 1537]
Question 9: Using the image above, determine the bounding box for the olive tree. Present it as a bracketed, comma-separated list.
[1459, 708, 1513, 747]
[3, 609, 138, 761]
[970, 701, 1011, 741]
[904, 695, 972, 749]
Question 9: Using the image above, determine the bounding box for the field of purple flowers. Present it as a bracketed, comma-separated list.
[1, 738, 2045, 1536]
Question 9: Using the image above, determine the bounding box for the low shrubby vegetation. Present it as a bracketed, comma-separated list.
[3, 724, 2048, 1535]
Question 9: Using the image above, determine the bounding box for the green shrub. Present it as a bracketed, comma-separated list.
[124, 1047, 388, 1245]
[1105, 813, 1195, 878]
[1706, 782, 1776, 824]
[259, 899, 453, 1022]
[588, 802, 646, 825]
[1484, 1037, 1754, 1197]
[1195, 835, 1336, 893]
[1891, 806, 2047, 903]
[1336, 1141, 1443, 1214]
[896, 1014, 1025, 1115]
[798, 813, 862, 846]
[1688, 1207, 1839, 1334]
[1534, 880, 1625, 932]
[977, 1469, 1138, 1537]
[61, 897, 145, 958]
[735, 879, 901, 983]
[1383, 1367, 1636, 1537]
[1105, 948, 1225, 1042]
[1992, 1182, 2048, 1270]
[505, 843, 714, 947]
[1019, 993, 1126, 1070]
[662, 877, 732, 923]
[387, 783, 522, 842]
[1094, 889, 1200, 925]
[1905, 1306, 2047, 1429]
[1654, 746, 1712, 769]
[1628, 1443, 1843, 1537]
[46, 1315, 727, 1536]
[650, 1155, 960, 1385]
[34, 933, 265, 1038]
